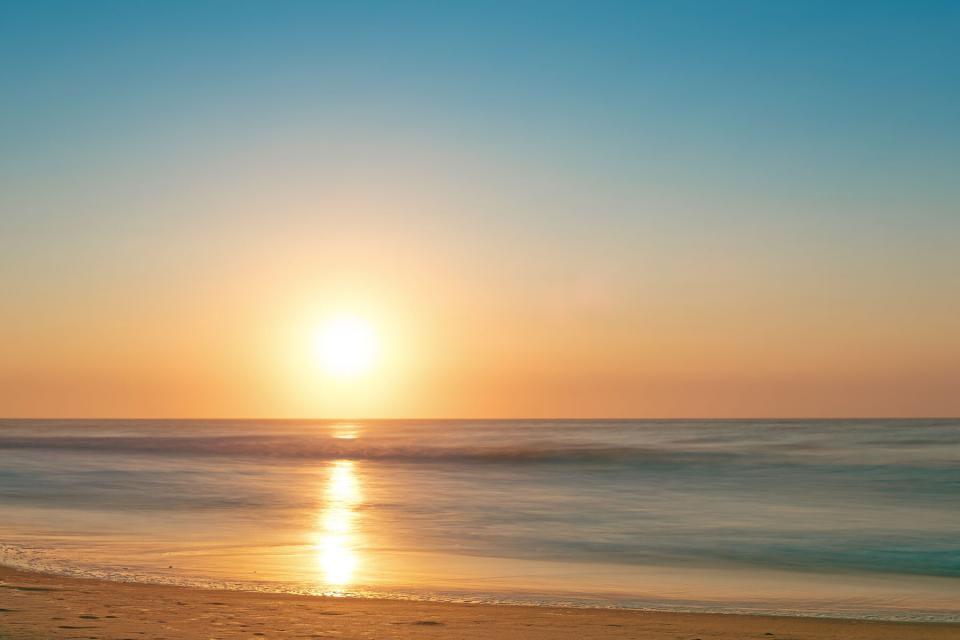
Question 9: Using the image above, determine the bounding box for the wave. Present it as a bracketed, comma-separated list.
[0, 434, 710, 463]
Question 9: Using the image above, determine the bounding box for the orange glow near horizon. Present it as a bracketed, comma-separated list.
[2, 231, 958, 419]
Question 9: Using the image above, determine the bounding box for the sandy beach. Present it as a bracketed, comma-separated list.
[0, 566, 957, 640]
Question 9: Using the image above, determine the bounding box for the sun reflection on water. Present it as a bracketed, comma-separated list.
[331, 423, 361, 440]
[314, 460, 362, 589]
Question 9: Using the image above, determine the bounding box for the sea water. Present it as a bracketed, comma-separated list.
[0, 419, 958, 620]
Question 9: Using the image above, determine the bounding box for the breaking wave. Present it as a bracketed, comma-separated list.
[0, 434, 703, 463]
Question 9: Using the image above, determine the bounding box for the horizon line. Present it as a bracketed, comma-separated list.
[2, 415, 957, 422]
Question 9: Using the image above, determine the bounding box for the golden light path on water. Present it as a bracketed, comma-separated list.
[314, 459, 362, 589]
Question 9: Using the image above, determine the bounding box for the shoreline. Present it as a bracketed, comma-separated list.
[4, 546, 958, 624]
[2, 566, 958, 640]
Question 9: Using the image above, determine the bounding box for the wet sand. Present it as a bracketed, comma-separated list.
[1, 566, 957, 640]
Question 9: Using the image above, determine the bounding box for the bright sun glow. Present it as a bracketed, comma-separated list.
[314, 315, 379, 377]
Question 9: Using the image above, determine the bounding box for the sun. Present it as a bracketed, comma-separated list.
[314, 315, 379, 378]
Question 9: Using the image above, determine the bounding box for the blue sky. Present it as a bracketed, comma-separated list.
[4, 2, 958, 177]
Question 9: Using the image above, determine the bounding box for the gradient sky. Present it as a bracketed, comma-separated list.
[2, 1, 958, 418]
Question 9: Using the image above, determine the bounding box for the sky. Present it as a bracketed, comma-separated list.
[1, 1, 958, 418]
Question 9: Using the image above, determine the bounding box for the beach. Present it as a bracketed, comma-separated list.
[3, 566, 959, 640]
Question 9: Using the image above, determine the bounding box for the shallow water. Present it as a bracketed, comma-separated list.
[0, 419, 958, 620]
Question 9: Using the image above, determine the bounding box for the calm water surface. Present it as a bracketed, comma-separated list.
[0, 419, 958, 620]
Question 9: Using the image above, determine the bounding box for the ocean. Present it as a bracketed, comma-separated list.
[0, 419, 957, 621]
